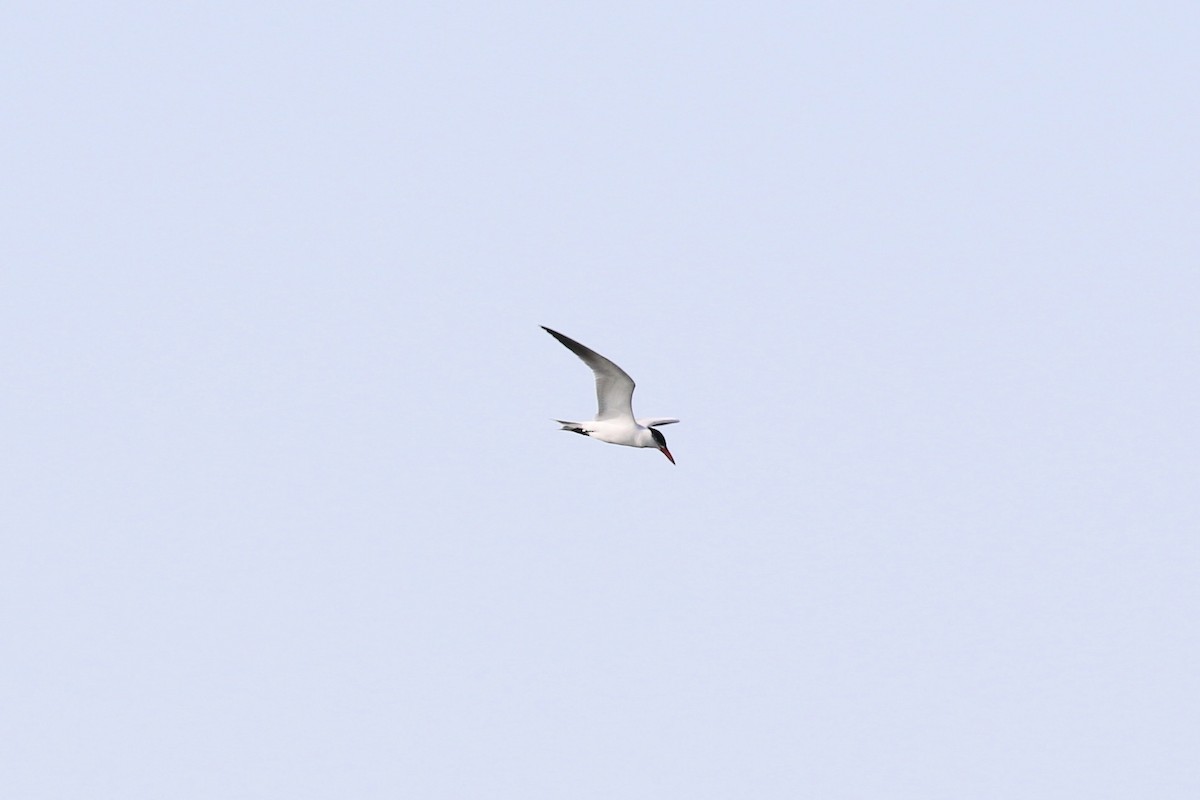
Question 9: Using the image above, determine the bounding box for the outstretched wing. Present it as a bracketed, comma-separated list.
[542, 326, 636, 421]
[637, 418, 680, 428]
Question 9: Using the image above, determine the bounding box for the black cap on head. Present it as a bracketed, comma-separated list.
[650, 427, 667, 448]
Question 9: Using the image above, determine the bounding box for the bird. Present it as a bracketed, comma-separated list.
[541, 326, 678, 464]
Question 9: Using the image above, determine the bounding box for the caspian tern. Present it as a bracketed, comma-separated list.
[542, 326, 679, 464]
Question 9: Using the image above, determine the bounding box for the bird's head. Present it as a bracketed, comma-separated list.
[649, 427, 675, 465]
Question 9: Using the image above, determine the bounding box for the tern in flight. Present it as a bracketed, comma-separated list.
[542, 326, 678, 464]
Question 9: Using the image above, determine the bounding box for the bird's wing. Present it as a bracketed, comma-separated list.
[542, 326, 635, 421]
[637, 418, 680, 428]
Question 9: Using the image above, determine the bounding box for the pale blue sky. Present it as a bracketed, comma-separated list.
[3, 2, 1198, 797]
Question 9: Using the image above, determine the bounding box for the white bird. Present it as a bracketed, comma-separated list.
[542, 326, 678, 464]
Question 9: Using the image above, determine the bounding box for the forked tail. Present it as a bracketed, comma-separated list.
[554, 419, 591, 436]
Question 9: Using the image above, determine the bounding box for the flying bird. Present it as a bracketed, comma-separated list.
[542, 326, 678, 464]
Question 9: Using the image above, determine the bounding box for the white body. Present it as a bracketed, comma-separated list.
[560, 417, 672, 448]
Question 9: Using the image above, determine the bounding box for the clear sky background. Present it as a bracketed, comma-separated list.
[3, 2, 1197, 797]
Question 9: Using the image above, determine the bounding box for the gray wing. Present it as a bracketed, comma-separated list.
[542, 326, 635, 421]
